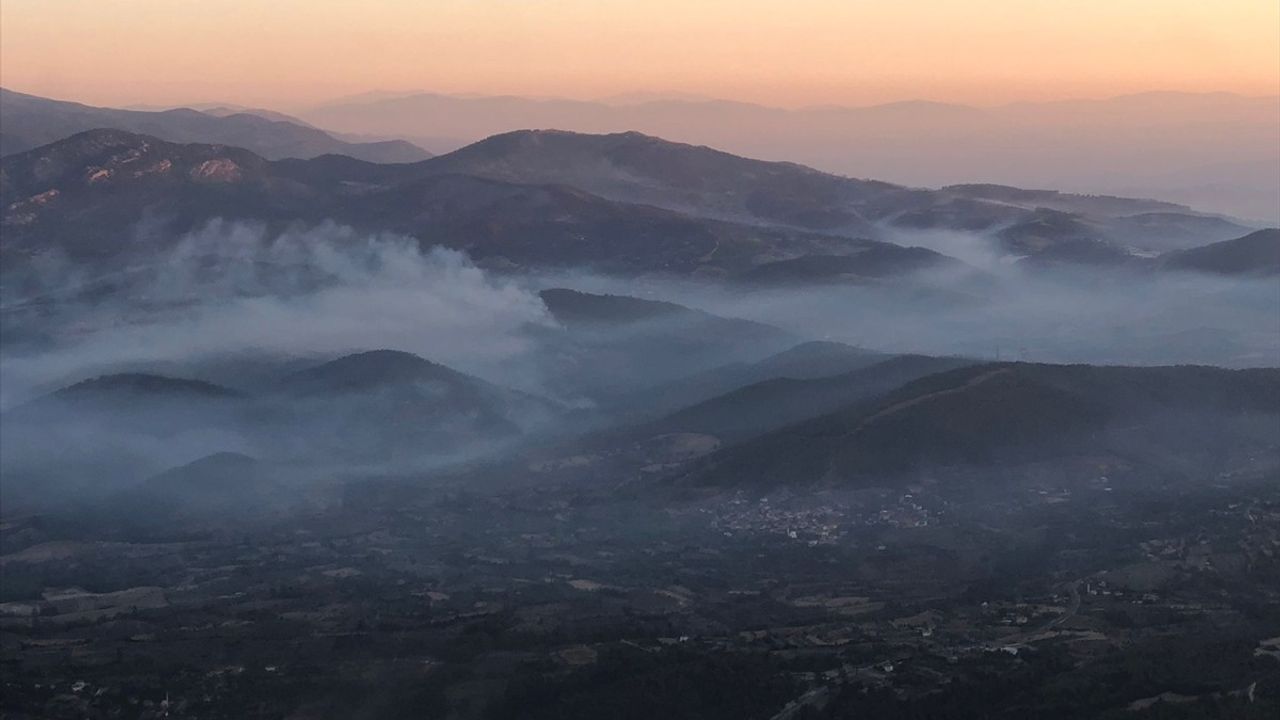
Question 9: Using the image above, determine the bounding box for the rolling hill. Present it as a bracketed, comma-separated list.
[0, 351, 561, 503]
[7, 372, 246, 435]
[264, 349, 558, 461]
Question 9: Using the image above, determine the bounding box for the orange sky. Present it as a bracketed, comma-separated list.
[2, 0, 1277, 109]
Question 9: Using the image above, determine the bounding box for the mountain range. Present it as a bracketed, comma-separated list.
[0, 88, 431, 163]
[299, 90, 1280, 221]
[3, 128, 1271, 282]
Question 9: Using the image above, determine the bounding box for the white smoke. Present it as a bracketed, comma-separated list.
[0, 221, 554, 407]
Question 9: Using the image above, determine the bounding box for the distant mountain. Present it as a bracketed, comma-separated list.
[1158, 229, 1280, 276]
[0, 88, 431, 162]
[135, 102, 319, 127]
[301, 90, 1280, 220]
[0, 130, 893, 275]
[413, 130, 1257, 259]
[1, 128, 1261, 278]
[689, 363, 1280, 487]
[417, 129, 887, 234]
[122, 101, 320, 128]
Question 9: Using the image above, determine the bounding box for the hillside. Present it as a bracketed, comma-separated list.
[528, 289, 796, 402]
[264, 350, 557, 461]
[690, 363, 1280, 487]
[631, 354, 974, 445]
[1158, 229, 1280, 276]
[591, 341, 891, 422]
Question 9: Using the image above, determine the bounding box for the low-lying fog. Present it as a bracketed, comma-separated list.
[2, 220, 1276, 409]
[1, 220, 1277, 516]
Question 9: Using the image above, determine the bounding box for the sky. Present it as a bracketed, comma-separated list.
[1, 0, 1277, 109]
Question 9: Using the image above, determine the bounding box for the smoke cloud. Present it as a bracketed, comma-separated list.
[0, 221, 554, 407]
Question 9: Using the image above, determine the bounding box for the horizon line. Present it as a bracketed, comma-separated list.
[4, 83, 1278, 116]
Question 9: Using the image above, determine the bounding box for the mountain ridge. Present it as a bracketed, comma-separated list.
[0, 88, 431, 163]
[2, 128, 1272, 279]
[299, 90, 1280, 220]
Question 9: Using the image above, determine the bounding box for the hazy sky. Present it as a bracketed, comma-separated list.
[2, 0, 1277, 109]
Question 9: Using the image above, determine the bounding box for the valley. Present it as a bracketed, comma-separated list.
[2, 431, 1277, 719]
